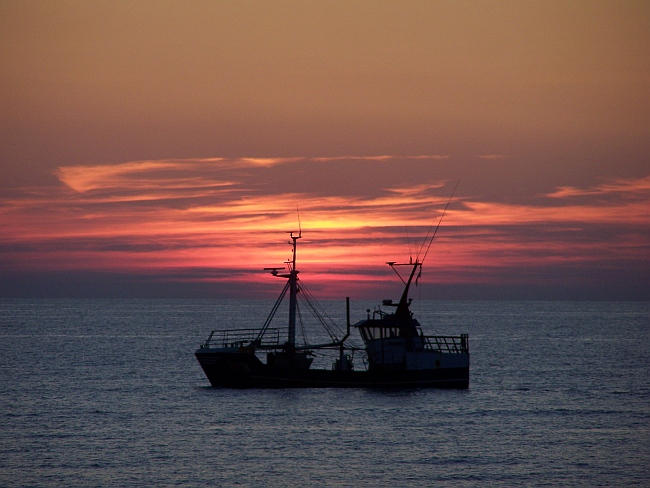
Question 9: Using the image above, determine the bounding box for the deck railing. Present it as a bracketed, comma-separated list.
[201, 328, 283, 349]
[422, 334, 469, 353]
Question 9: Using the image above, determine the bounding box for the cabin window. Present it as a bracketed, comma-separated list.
[360, 327, 381, 340]
[360, 326, 401, 340]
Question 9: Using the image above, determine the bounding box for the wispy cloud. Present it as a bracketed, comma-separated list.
[311, 155, 451, 162]
[1, 156, 648, 298]
[545, 175, 650, 199]
[478, 154, 511, 160]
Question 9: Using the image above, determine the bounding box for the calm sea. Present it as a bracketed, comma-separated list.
[1, 299, 648, 487]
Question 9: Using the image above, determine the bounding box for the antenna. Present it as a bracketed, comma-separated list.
[420, 180, 459, 265]
[406, 224, 412, 262]
[296, 206, 302, 237]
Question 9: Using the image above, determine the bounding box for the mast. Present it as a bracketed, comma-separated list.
[287, 231, 300, 348]
[262, 230, 301, 349]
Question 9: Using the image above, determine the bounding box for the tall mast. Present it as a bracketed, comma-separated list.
[262, 231, 301, 349]
[287, 231, 300, 348]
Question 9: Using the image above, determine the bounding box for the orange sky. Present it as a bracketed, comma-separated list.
[1, 1, 648, 299]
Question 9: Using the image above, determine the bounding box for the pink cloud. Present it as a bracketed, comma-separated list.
[545, 175, 650, 198]
[478, 154, 511, 160]
[1, 157, 648, 298]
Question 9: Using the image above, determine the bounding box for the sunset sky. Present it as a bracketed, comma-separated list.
[1, 1, 648, 300]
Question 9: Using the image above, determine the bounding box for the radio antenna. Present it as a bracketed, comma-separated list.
[420, 180, 459, 266]
[296, 206, 302, 237]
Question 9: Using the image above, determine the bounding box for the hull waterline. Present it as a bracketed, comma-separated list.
[195, 350, 469, 389]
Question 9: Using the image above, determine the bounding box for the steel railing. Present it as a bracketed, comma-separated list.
[201, 327, 283, 349]
[422, 334, 469, 353]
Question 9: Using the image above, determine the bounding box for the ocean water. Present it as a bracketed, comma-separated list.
[1, 299, 648, 487]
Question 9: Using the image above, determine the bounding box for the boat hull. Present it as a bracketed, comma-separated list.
[195, 349, 469, 389]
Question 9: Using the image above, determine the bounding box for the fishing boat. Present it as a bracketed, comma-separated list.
[195, 229, 470, 389]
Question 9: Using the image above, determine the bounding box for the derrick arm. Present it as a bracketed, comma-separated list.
[394, 262, 420, 321]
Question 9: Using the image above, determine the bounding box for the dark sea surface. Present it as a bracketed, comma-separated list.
[1, 299, 648, 487]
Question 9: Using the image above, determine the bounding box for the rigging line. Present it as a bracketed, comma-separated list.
[391, 265, 407, 285]
[299, 282, 360, 346]
[299, 285, 333, 338]
[415, 180, 460, 262]
[295, 300, 309, 347]
[415, 221, 433, 262]
[416, 205, 440, 262]
[420, 180, 459, 265]
[255, 280, 290, 343]
[299, 282, 344, 341]
[418, 276, 421, 313]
